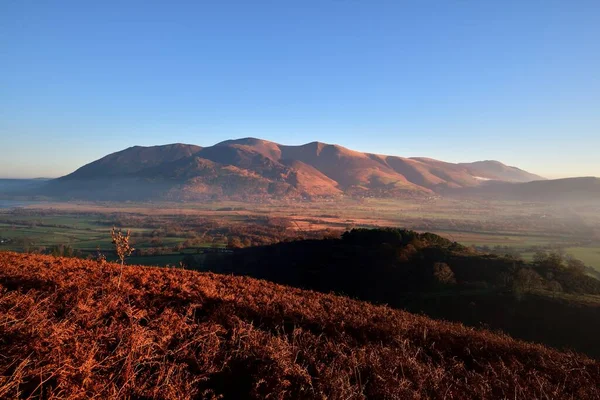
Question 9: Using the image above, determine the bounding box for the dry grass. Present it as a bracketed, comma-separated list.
[0, 252, 599, 399]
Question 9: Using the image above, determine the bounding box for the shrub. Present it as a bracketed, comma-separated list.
[111, 227, 135, 287]
[432, 262, 456, 285]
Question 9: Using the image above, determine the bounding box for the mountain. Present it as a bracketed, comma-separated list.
[0, 178, 50, 192]
[459, 160, 544, 183]
[1, 251, 598, 399]
[37, 138, 546, 201]
[452, 176, 600, 202]
[61, 143, 202, 178]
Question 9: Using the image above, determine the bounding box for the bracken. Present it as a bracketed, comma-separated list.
[0, 251, 598, 399]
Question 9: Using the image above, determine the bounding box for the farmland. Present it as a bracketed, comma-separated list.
[1, 197, 599, 269]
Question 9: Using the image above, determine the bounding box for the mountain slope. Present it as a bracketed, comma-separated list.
[41, 138, 546, 201]
[1, 251, 598, 399]
[452, 177, 600, 202]
[62, 143, 202, 179]
[460, 160, 545, 182]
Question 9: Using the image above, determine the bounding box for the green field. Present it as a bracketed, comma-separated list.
[564, 247, 600, 270]
[1, 199, 599, 269]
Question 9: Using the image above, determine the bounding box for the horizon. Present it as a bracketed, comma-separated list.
[0, 136, 598, 180]
[2, 1, 599, 179]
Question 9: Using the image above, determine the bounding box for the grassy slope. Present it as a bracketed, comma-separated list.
[1, 252, 599, 399]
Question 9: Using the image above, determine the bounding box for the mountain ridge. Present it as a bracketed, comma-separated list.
[452, 176, 600, 202]
[35, 138, 552, 201]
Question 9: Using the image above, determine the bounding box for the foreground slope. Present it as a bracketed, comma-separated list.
[1, 252, 599, 399]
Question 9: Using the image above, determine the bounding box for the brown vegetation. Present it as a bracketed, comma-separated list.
[1, 252, 599, 399]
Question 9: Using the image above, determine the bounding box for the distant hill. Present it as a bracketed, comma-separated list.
[459, 160, 543, 182]
[1, 251, 598, 399]
[35, 138, 547, 201]
[0, 178, 51, 199]
[0, 178, 50, 191]
[452, 177, 600, 202]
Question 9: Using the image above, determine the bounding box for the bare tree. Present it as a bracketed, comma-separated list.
[111, 227, 134, 288]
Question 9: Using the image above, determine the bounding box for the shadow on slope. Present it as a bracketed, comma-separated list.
[187, 228, 600, 359]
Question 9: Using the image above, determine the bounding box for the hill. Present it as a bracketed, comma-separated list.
[190, 228, 600, 358]
[0, 179, 50, 197]
[1, 252, 599, 399]
[34, 138, 545, 201]
[459, 160, 542, 182]
[62, 143, 202, 178]
[451, 177, 600, 202]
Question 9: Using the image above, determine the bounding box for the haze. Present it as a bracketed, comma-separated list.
[1, 0, 599, 179]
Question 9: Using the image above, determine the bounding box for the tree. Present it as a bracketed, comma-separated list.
[49, 244, 81, 258]
[111, 227, 135, 288]
[534, 251, 564, 269]
[566, 256, 586, 273]
[513, 268, 543, 297]
[227, 236, 243, 249]
[181, 254, 200, 269]
[547, 280, 563, 294]
[150, 236, 163, 247]
[432, 263, 456, 285]
[173, 243, 185, 253]
[533, 250, 549, 265]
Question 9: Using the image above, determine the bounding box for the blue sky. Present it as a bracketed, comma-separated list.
[1, 0, 599, 179]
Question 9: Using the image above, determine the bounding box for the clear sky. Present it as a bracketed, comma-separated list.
[1, 1, 599, 179]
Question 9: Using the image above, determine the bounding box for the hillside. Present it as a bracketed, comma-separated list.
[459, 160, 542, 182]
[1, 252, 599, 399]
[192, 228, 600, 358]
[0, 179, 51, 198]
[35, 138, 545, 201]
[451, 177, 600, 202]
[62, 143, 202, 178]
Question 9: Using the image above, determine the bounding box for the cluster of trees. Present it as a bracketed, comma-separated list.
[133, 247, 173, 256]
[180, 227, 600, 358]
[46, 244, 82, 258]
[191, 228, 600, 302]
[530, 250, 600, 294]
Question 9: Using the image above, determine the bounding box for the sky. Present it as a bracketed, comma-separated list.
[1, 0, 599, 179]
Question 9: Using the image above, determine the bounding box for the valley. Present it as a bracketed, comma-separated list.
[2, 197, 599, 269]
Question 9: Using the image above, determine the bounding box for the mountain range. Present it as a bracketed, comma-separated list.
[34, 138, 546, 201]
[10, 137, 598, 202]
